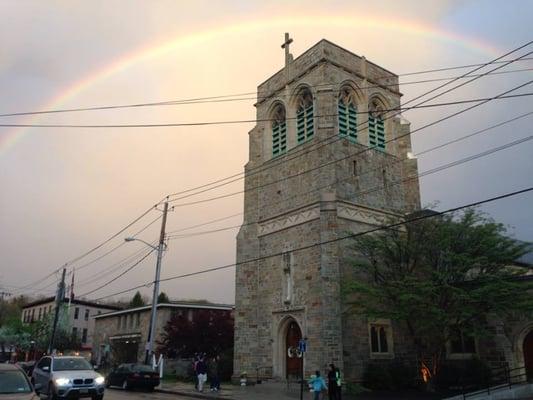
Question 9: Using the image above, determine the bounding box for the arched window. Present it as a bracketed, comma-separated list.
[296, 88, 314, 144]
[338, 87, 358, 141]
[272, 104, 287, 157]
[368, 99, 386, 150]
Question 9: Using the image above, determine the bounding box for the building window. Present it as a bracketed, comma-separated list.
[338, 87, 358, 141]
[116, 316, 121, 330]
[296, 88, 314, 143]
[272, 104, 287, 157]
[82, 328, 88, 344]
[38, 308, 42, 320]
[31, 309, 35, 322]
[368, 320, 394, 358]
[72, 327, 78, 340]
[135, 313, 140, 328]
[282, 252, 293, 305]
[368, 99, 385, 150]
[84, 309, 89, 321]
[74, 307, 79, 319]
[448, 328, 477, 358]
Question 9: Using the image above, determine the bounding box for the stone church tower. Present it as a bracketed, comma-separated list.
[234, 36, 421, 383]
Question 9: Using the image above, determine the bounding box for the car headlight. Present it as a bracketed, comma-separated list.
[55, 378, 71, 386]
[95, 376, 105, 385]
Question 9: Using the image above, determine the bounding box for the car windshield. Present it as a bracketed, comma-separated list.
[132, 365, 155, 373]
[0, 371, 32, 394]
[53, 358, 93, 371]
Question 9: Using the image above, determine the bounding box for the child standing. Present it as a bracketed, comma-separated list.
[309, 370, 328, 400]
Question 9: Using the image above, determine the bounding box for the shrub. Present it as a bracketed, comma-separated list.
[434, 358, 492, 392]
[363, 363, 393, 390]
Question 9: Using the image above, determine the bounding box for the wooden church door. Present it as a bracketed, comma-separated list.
[286, 321, 302, 378]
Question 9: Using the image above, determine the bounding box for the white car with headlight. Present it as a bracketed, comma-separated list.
[32, 356, 105, 400]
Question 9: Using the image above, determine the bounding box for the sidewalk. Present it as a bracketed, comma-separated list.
[156, 380, 448, 400]
[157, 380, 308, 400]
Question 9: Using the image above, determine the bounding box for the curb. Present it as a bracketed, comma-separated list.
[156, 387, 235, 399]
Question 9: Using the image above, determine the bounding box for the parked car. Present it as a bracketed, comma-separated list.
[0, 363, 37, 400]
[32, 356, 105, 400]
[105, 364, 160, 391]
[16, 362, 35, 377]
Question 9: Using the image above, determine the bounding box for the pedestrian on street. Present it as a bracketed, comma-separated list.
[209, 355, 220, 392]
[196, 355, 208, 392]
[309, 370, 327, 400]
[327, 364, 338, 400]
[335, 366, 342, 400]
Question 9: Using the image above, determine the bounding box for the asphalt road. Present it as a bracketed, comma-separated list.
[104, 388, 197, 400]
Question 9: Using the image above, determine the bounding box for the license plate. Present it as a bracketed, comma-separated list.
[80, 389, 88, 394]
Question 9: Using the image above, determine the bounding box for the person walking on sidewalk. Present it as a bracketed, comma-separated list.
[327, 364, 338, 400]
[309, 371, 328, 400]
[196, 356, 208, 392]
[209, 355, 220, 392]
[334, 366, 342, 400]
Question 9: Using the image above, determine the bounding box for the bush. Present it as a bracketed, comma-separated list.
[363, 361, 418, 391]
[363, 363, 393, 390]
[434, 358, 492, 392]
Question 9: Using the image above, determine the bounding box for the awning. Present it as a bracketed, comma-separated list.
[109, 333, 142, 340]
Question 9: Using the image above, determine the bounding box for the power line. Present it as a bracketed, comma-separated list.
[10, 201, 164, 295]
[167, 80, 533, 208]
[77, 249, 155, 298]
[0, 62, 531, 119]
[162, 46, 533, 203]
[89, 186, 533, 302]
[165, 131, 533, 240]
[0, 92, 531, 129]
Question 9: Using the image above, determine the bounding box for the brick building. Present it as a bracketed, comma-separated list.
[21, 297, 119, 350]
[92, 302, 233, 366]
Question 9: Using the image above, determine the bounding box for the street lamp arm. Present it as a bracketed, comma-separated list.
[124, 237, 159, 251]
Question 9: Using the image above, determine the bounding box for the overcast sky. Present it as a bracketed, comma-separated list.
[0, 0, 532, 305]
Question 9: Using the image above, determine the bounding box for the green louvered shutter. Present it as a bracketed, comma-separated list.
[368, 116, 385, 150]
[297, 109, 306, 143]
[376, 118, 385, 150]
[347, 104, 357, 141]
[272, 122, 287, 157]
[338, 101, 348, 137]
[279, 122, 287, 153]
[305, 104, 314, 139]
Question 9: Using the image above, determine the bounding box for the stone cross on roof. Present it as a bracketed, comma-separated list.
[281, 32, 293, 67]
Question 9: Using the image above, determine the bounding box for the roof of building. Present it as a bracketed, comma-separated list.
[257, 38, 398, 92]
[516, 243, 533, 266]
[94, 301, 234, 319]
[22, 296, 121, 311]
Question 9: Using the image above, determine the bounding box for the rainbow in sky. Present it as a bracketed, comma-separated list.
[0, 15, 501, 156]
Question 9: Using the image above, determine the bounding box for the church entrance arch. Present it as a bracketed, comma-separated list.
[285, 320, 302, 379]
[524, 330, 533, 380]
[274, 316, 303, 379]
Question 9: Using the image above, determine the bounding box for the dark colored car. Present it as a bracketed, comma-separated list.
[105, 364, 159, 391]
[0, 364, 38, 400]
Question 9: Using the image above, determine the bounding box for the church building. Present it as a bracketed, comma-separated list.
[233, 36, 421, 383]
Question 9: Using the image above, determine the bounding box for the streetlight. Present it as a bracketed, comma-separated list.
[124, 201, 169, 365]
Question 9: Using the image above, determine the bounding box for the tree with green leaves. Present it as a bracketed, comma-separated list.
[129, 291, 146, 308]
[344, 208, 533, 384]
[157, 292, 170, 303]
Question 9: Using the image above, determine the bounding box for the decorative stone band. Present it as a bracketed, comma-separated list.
[337, 202, 399, 226]
[258, 205, 320, 237]
[257, 200, 402, 236]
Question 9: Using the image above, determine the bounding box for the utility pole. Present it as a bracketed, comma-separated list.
[145, 201, 168, 364]
[48, 268, 66, 354]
